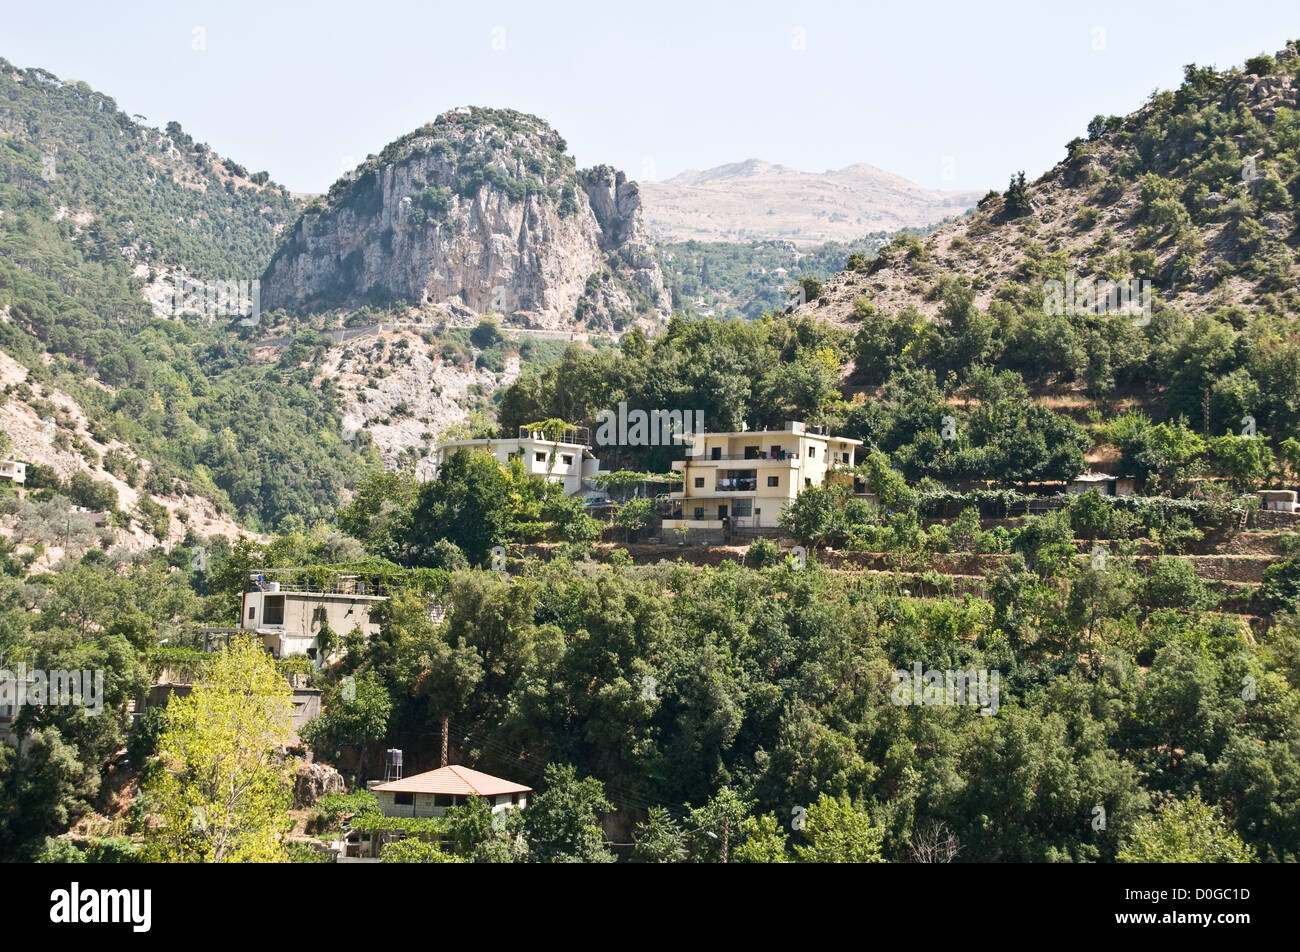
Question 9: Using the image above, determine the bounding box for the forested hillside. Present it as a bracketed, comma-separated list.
[658, 230, 933, 320]
[5, 43, 1300, 870]
[0, 59, 371, 529]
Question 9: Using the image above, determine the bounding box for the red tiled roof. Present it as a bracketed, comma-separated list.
[371, 765, 532, 797]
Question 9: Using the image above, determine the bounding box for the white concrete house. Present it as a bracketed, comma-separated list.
[202, 572, 388, 660]
[429, 426, 602, 497]
[0, 460, 26, 486]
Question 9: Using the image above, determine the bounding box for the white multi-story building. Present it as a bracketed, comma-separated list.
[429, 426, 603, 497]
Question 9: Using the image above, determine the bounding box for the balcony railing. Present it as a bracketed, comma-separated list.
[518, 425, 590, 445]
[683, 452, 799, 462]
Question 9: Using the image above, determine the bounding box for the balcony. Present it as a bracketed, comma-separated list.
[715, 478, 757, 492]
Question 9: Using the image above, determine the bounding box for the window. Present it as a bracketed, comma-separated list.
[711, 447, 721, 460]
[808, 446, 816, 458]
[247, 606, 256, 620]
[561, 454, 573, 465]
[694, 477, 704, 488]
[434, 794, 453, 807]
[767, 476, 779, 487]
[842, 452, 851, 464]
[694, 507, 705, 520]
[805, 478, 812, 488]
[732, 499, 752, 517]
[535, 452, 546, 463]
[394, 792, 413, 806]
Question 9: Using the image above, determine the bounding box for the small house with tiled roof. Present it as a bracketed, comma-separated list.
[371, 765, 532, 818]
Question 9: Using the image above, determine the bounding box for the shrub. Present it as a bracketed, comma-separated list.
[745, 536, 783, 568]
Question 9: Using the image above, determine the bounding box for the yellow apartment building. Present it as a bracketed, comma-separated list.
[662, 421, 863, 532]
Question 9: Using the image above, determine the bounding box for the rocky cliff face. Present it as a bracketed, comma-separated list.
[261, 108, 669, 330]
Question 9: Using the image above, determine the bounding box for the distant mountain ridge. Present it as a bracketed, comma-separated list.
[640, 159, 984, 245]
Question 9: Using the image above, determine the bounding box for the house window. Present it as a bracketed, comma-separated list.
[732, 499, 753, 517]
[711, 447, 721, 460]
[843, 452, 851, 463]
[247, 606, 256, 620]
[434, 794, 453, 807]
[694, 507, 705, 520]
[805, 478, 812, 488]
[394, 792, 413, 806]
[562, 454, 573, 465]
[535, 452, 546, 463]
[694, 477, 704, 488]
[767, 476, 779, 487]
[808, 446, 816, 458]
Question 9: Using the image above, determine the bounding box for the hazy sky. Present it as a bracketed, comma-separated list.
[2, 1, 1296, 194]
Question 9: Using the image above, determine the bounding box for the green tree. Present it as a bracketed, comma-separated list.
[792, 793, 885, 863]
[302, 672, 392, 781]
[1117, 795, 1256, 863]
[733, 813, 791, 863]
[685, 786, 751, 862]
[1208, 433, 1273, 493]
[1004, 171, 1031, 217]
[523, 764, 614, 863]
[631, 806, 687, 862]
[408, 449, 511, 565]
[143, 638, 295, 862]
[779, 483, 847, 547]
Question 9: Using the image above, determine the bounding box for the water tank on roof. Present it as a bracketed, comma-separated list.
[385, 748, 403, 781]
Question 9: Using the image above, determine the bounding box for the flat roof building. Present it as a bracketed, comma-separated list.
[429, 426, 604, 499]
[663, 421, 863, 532]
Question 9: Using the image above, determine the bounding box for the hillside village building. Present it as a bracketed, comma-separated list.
[429, 426, 604, 498]
[662, 421, 863, 532]
[370, 764, 532, 818]
[0, 459, 26, 487]
[201, 571, 388, 660]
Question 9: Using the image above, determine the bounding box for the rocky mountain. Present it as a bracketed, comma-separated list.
[262, 108, 670, 331]
[800, 44, 1300, 327]
[640, 159, 984, 246]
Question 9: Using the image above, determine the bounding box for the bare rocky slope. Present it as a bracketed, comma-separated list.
[640, 158, 984, 246]
[262, 108, 670, 332]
